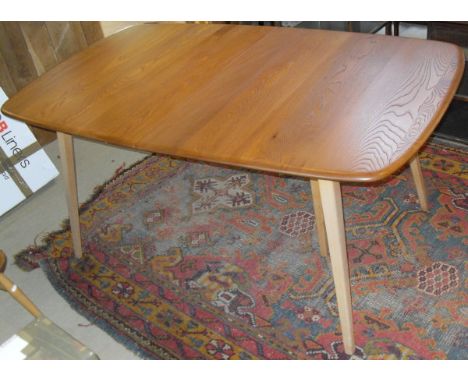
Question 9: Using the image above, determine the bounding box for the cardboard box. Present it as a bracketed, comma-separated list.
[0, 88, 59, 216]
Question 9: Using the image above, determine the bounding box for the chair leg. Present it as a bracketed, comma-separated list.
[310, 180, 329, 257]
[0, 250, 6, 275]
[409, 154, 429, 211]
[318, 179, 355, 355]
[385, 22, 392, 35]
[0, 273, 43, 319]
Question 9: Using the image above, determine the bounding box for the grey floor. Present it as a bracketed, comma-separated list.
[0, 22, 429, 360]
[0, 138, 146, 359]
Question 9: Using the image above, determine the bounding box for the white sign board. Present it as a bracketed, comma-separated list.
[0, 87, 59, 216]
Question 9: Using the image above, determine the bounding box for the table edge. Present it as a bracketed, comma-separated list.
[1, 36, 465, 183]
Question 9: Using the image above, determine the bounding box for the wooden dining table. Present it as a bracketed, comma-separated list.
[2, 23, 464, 356]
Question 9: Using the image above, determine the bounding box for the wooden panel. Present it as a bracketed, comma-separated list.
[0, 51, 17, 96]
[45, 22, 88, 62]
[0, 22, 38, 91]
[428, 22, 468, 48]
[20, 22, 58, 76]
[427, 22, 468, 99]
[0, 21, 104, 145]
[27, 127, 55, 146]
[80, 22, 104, 45]
[2, 24, 464, 181]
[0, 22, 56, 145]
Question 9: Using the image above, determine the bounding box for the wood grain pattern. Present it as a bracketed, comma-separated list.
[0, 51, 17, 96]
[80, 21, 104, 45]
[45, 22, 88, 63]
[19, 22, 58, 76]
[2, 23, 464, 182]
[352, 50, 462, 175]
[0, 22, 38, 91]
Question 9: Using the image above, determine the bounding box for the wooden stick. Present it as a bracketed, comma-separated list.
[0, 273, 43, 318]
[57, 132, 83, 258]
[410, 154, 429, 211]
[318, 179, 355, 355]
[310, 179, 329, 257]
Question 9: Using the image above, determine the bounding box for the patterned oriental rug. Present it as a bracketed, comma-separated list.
[16, 139, 467, 360]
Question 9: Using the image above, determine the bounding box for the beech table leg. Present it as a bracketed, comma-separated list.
[57, 133, 83, 258]
[310, 179, 329, 258]
[409, 154, 429, 211]
[318, 179, 355, 355]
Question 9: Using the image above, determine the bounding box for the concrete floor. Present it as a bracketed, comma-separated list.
[0, 22, 429, 360]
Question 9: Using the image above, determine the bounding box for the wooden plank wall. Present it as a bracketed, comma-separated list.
[0, 22, 104, 145]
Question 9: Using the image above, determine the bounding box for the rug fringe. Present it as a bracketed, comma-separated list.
[39, 261, 169, 359]
[14, 153, 154, 271]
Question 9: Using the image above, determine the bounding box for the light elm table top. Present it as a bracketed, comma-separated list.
[2, 23, 464, 181]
